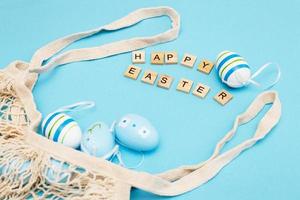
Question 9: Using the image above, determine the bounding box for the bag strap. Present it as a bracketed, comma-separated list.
[122, 91, 281, 196]
[24, 7, 281, 196]
[28, 6, 180, 73]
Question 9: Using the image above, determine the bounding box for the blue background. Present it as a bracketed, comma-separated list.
[1, 0, 299, 199]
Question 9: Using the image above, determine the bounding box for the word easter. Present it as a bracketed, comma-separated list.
[124, 65, 233, 106]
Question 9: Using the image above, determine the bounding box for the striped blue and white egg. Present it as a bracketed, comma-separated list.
[216, 51, 251, 88]
[42, 112, 82, 149]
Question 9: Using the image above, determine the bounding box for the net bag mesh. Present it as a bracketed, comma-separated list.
[0, 61, 116, 200]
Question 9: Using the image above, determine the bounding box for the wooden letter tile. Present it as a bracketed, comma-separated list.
[132, 50, 145, 64]
[176, 78, 193, 93]
[157, 74, 173, 89]
[151, 52, 165, 65]
[198, 60, 214, 74]
[165, 52, 178, 64]
[123, 65, 142, 80]
[181, 53, 197, 68]
[214, 89, 233, 105]
[192, 83, 210, 98]
[141, 70, 158, 85]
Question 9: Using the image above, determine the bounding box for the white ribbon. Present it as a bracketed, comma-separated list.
[248, 62, 281, 89]
[55, 101, 95, 113]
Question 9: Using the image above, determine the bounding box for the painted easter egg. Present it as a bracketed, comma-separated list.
[115, 114, 159, 151]
[0, 160, 31, 184]
[42, 112, 82, 149]
[80, 122, 116, 159]
[44, 159, 71, 184]
[216, 50, 251, 88]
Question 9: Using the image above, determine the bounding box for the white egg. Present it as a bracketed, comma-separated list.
[42, 112, 82, 149]
[225, 67, 251, 88]
[216, 50, 252, 88]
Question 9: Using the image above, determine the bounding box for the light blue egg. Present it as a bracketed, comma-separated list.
[0, 160, 31, 184]
[115, 114, 159, 151]
[80, 122, 116, 158]
[44, 159, 71, 184]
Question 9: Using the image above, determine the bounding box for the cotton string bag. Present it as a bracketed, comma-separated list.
[0, 6, 281, 200]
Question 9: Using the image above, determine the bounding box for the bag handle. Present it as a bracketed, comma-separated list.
[25, 91, 281, 196]
[24, 7, 281, 196]
[29, 6, 180, 73]
[122, 91, 281, 196]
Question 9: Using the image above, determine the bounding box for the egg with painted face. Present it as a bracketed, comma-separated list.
[115, 114, 159, 151]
